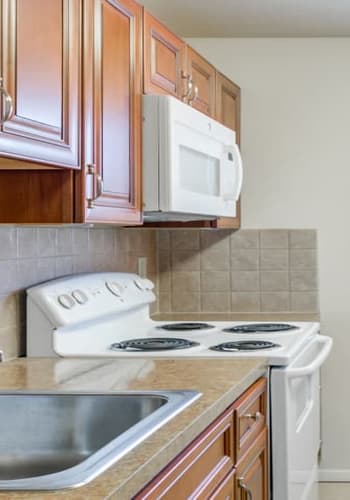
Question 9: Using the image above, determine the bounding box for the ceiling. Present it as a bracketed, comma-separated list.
[138, 0, 350, 37]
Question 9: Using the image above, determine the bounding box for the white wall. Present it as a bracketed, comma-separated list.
[187, 37, 350, 478]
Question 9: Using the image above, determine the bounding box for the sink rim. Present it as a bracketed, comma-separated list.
[0, 389, 201, 491]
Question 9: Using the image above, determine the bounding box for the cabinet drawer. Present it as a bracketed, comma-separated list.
[135, 407, 234, 499]
[233, 378, 267, 462]
[211, 469, 235, 500]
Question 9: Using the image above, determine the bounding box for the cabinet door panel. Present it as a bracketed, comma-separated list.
[143, 11, 185, 98]
[0, 0, 81, 168]
[187, 47, 215, 117]
[79, 0, 142, 224]
[236, 429, 268, 500]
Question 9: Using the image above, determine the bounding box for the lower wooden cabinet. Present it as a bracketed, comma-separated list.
[135, 378, 268, 500]
[236, 429, 268, 500]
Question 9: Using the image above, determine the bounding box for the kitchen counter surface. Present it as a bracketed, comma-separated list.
[0, 357, 266, 499]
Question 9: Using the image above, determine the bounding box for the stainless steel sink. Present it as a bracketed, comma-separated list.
[0, 390, 200, 490]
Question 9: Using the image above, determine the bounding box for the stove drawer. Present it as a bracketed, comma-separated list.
[233, 377, 267, 462]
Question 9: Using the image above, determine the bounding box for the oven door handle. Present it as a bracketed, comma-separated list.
[286, 336, 333, 379]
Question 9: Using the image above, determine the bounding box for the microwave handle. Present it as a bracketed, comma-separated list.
[222, 144, 243, 202]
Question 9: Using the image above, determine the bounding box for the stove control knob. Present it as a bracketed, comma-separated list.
[133, 279, 144, 291]
[72, 289, 88, 305]
[105, 281, 123, 297]
[141, 278, 154, 290]
[58, 294, 76, 310]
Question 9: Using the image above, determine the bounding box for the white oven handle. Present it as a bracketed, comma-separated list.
[287, 336, 333, 379]
[221, 144, 243, 202]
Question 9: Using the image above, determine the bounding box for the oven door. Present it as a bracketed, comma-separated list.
[270, 335, 332, 500]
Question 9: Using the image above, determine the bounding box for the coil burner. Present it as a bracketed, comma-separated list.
[110, 337, 200, 351]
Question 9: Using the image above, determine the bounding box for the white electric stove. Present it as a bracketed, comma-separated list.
[26, 272, 333, 500]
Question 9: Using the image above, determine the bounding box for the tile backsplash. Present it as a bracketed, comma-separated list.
[0, 227, 158, 360]
[0, 226, 319, 361]
[157, 229, 318, 315]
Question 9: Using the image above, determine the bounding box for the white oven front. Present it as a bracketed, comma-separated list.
[270, 335, 332, 500]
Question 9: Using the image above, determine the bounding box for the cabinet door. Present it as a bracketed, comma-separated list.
[77, 0, 142, 224]
[235, 429, 268, 500]
[143, 11, 186, 98]
[0, 0, 81, 168]
[186, 46, 216, 118]
[214, 72, 241, 229]
[211, 469, 236, 500]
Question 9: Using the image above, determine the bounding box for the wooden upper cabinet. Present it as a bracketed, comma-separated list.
[186, 46, 216, 118]
[76, 0, 142, 224]
[143, 11, 186, 98]
[0, 0, 81, 168]
[216, 72, 241, 138]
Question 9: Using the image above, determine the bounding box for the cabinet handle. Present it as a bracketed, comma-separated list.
[86, 164, 103, 209]
[238, 477, 253, 500]
[243, 411, 261, 421]
[0, 77, 13, 125]
[188, 84, 199, 105]
[181, 71, 193, 102]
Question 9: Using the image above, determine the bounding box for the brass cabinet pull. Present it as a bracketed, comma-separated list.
[86, 164, 103, 209]
[181, 71, 193, 102]
[243, 411, 261, 421]
[238, 477, 253, 500]
[0, 77, 13, 125]
[188, 84, 199, 105]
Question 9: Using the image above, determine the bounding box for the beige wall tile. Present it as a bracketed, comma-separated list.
[201, 248, 230, 270]
[260, 271, 289, 291]
[158, 230, 170, 250]
[88, 228, 106, 254]
[73, 255, 92, 273]
[201, 230, 231, 251]
[159, 250, 171, 273]
[231, 292, 260, 312]
[260, 230, 288, 248]
[231, 230, 259, 249]
[159, 272, 171, 292]
[172, 250, 200, 271]
[17, 227, 36, 258]
[104, 229, 115, 256]
[289, 229, 317, 249]
[37, 228, 56, 257]
[0, 294, 17, 327]
[16, 259, 38, 289]
[201, 293, 231, 312]
[159, 293, 171, 312]
[171, 230, 200, 250]
[115, 228, 129, 253]
[261, 292, 289, 312]
[231, 271, 259, 291]
[0, 227, 17, 260]
[290, 249, 317, 269]
[201, 271, 230, 291]
[0, 261, 17, 294]
[231, 249, 259, 270]
[55, 256, 74, 277]
[290, 292, 319, 312]
[56, 228, 73, 256]
[0, 325, 22, 360]
[171, 293, 200, 312]
[290, 270, 318, 291]
[72, 228, 89, 255]
[172, 272, 200, 291]
[260, 249, 288, 270]
[36, 257, 56, 282]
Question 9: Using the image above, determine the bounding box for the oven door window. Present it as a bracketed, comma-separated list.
[178, 146, 220, 196]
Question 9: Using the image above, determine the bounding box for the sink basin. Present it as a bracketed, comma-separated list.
[0, 390, 200, 490]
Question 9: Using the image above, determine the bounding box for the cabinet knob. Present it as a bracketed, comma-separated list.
[0, 77, 13, 125]
[86, 165, 103, 209]
[181, 71, 193, 103]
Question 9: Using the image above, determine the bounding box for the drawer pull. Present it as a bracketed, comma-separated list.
[243, 411, 261, 421]
[238, 477, 253, 500]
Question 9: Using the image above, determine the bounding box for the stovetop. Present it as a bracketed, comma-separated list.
[53, 319, 320, 366]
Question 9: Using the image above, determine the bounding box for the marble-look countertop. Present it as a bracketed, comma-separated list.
[0, 357, 266, 499]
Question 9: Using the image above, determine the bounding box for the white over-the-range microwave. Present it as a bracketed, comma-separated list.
[142, 95, 243, 222]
